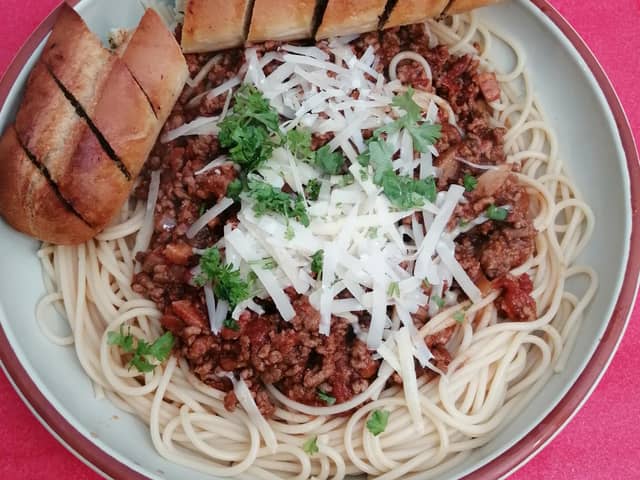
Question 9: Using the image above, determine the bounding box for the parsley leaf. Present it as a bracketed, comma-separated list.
[147, 332, 175, 362]
[223, 317, 240, 331]
[431, 294, 445, 309]
[453, 311, 465, 323]
[226, 179, 243, 200]
[486, 204, 509, 221]
[303, 436, 319, 455]
[285, 224, 295, 240]
[195, 248, 250, 308]
[249, 257, 278, 270]
[286, 128, 313, 161]
[311, 250, 324, 276]
[317, 389, 336, 405]
[108, 328, 175, 374]
[107, 328, 135, 353]
[463, 173, 478, 192]
[408, 123, 442, 153]
[247, 180, 310, 227]
[387, 281, 400, 298]
[305, 178, 321, 201]
[379, 172, 437, 210]
[360, 136, 436, 209]
[374, 88, 442, 152]
[366, 410, 390, 436]
[218, 85, 280, 173]
[314, 145, 345, 175]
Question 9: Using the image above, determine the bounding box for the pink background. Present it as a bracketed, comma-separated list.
[1, 1, 639, 478]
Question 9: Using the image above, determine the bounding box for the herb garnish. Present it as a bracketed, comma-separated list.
[247, 180, 310, 226]
[303, 436, 319, 455]
[311, 250, 324, 276]
[286, 127, 313, 161]
[107, 328, 174, 373]
[486, 204, 509, 221]
[374, 87, 442, 153]
[315, 145, 345, 175]
[249, 257, 278, 270]
[223, 317, 240, 331]
[194, 248, 250, 308]
[366, 410, 390, 436]
[305, 178, 321, 201]
[453, 311, 465, 323]
[431, 294, 445, 309]
[317, 389, 336, 405]
[463, 173, 478, 192]
[387, 281, 400, 298]
[218, 84, 281, 173]
[226, 178, 243, 200]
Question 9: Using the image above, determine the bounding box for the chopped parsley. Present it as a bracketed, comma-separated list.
[246, 180, 310, 227]
[387, 281, 400, 298]
[305, 178, 321, 201]
[107, 328, 174, 373]
[360, 137, 437, 209]
[303, 436, 319, 455]
[249, 257, 278, 270]
[367, 227, 379, 238]
[463, 173, 478, 192]
[340, 173, 355, 187]
[375, 87, 442, 153]
[223, 317, 240, 331]
[195, 248, 250, 308]
[486, 204, 509, 221]
[226, 178, 243, 200]
[431, 294, 445, 309]
[317, 389, 336, 405]
[366, 409, 390, 436]
[311, 250, 324, 276]
[453, 311, 465, 323]
[218, 84, 281, 173]
[198, 203, 208, 217]
[285, 224, 295, 240]
[285, 127, 313, 161]
[314, 144, 345, 175]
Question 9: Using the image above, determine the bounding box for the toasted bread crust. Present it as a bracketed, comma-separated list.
[0, 126, 96, 244]
[182, 0, 253, 53]
[446, 0, 502, 15]
[41, 4, 116, 110]
[14, 62, 130, 228]
[385, 0, 449, 28]
[121, 9, 189, 123]
[316, 0, 387, 39]
[248, 0, 317, 43]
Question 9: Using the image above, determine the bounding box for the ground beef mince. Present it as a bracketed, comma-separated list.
[132, 24, 539, 417]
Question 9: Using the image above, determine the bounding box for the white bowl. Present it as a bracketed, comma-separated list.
[0, 0, 638, 478]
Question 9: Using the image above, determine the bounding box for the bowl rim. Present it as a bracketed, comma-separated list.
[0, 1, 638, 479]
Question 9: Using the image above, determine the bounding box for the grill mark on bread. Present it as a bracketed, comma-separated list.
[125, 64, 159, 119]
[15, 133, 94, 228]
[379, 0, 399, 28]
[48, 67, 132, 181]
[243, 0, 257, 40]
[311, 0, 329, 37]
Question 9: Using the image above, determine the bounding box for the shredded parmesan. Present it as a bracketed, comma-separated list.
[133, 170, 161, 260]
[186, 197, 234, 240]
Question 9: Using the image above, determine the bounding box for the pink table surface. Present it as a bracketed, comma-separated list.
[1, 1, 639, 479]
